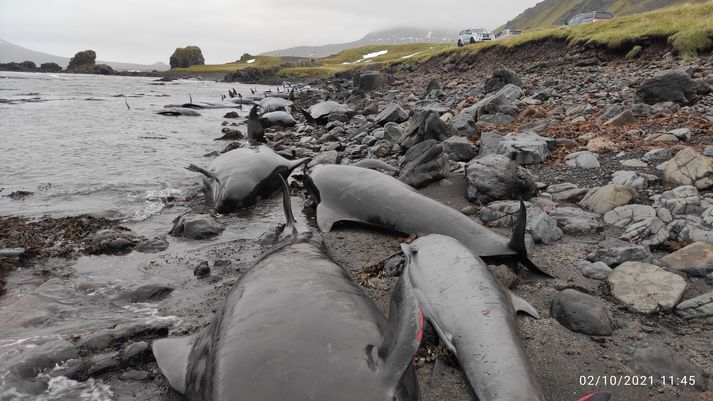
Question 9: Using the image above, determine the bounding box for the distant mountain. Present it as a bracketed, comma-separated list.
[0, 39, 169, 71]
[262, 27, 454, 58]
[501, 0, 710, 30]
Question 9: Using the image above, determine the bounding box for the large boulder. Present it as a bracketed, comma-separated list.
[579, 185, 637, 214]
[169, 46, 205, 69]
[483, 68, 522, 94]
[466, 154, 538, 203]
[355, 71, 382, 91]
[398, 109, 452, 149]
[443, 136, 477, 162]
[608, 261, 686, 313]
[603, 204, 669, 247]
[467, 93, 519, 120]
[399, 140, 450, 189]
[661, 242, 713, 274]
[375, 103, 409, 125]
[550, 207, 604, 235]
[636, 70, 698, 105]
[448, 112, 476, 137]
[550, 289, 613, 336]
[39, 62, 62, 73]
[66, 50, 96, 72]
[663, 147, 713, 190]
[497, 132, 551, 165]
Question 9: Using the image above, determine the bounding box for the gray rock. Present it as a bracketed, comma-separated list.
[448, 113, 476, 137]
[496, 132, 551, 165]
[668, 127, 692, 141]
[465, 154, 538, 203]
[587, 238, 653, 267]
[118, 284, 174, 303]
[610, 171, 656, 190]
[383, 122, 403, 142]
[399, 139, 450, 189]
[603, 204, 669, 247]
[655, 185, 702, 215]
[443, 136, 477, 162]
[636, 70, 698, 105]
[171, 213, 223, 240]
[575, 260, 613, 280]
[676, 292, 713, 324]
[398, 109, 452, 149]
[87, 353, 120, 377]
[496, 83, 525, 101]
[608, 261, 686, 313]
[308, 150, 340, 168]
[121, 341, 151, 365]
[642, 148, 672, 161]
[547, 183, 589, 203]
[631, 102, 654, 116]
[478, 113, 514, 126]
[355, 71, 382, 91]
[120, 370, 151, 381]
[550, 289, 613, 336]
[194, 261, 210, 277]
[133, 237, 169, 253]
[601, 104, 626, 119]
[375, 103, 409, 125]
[605, 110, 635, 126]
[550, 207, 604, 235]
[483, 68, 522, 93]
[630, 341, 709, 390]
[565, 151, 600, 169]
[479, 201, 562, 244]
[669, 215, 713, 245]
[471, 93, 519, 120]
[478, 131, 504, 157]
[704, 146, 713, 157]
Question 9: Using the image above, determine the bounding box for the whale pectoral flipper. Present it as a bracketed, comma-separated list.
[186, 164, 220, 184]
[379, 276, 424, 380]
[508, 290, 540, 319]
[316, 203, 341, 232]
[152, 334, 197, 394]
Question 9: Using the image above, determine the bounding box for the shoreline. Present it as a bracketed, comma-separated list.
[1, 37, 713, 401]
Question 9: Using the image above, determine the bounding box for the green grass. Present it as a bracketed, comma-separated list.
[170, 1, 713, 77]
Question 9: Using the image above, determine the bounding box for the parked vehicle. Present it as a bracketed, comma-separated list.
[495, 29, 522, 40]
[565, 11, 614, 26]
[457, 28, 495, 47]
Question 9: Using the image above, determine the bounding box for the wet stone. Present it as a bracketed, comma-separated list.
[194, 261, 211, 277]
[550, 289, 613, 336]
[120, 369, 152, 381]
[587, 238, 653, 267]
[576, 260, 613, 280]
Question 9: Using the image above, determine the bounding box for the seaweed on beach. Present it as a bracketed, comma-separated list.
[0, 215, 120, 259]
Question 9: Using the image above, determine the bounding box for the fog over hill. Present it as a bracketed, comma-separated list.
[262, 27, 455, 58]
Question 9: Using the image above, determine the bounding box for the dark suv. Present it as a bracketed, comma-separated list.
[565, 11, 614, 25]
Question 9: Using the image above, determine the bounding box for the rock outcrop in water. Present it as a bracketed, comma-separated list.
[169, 45, 205, 69]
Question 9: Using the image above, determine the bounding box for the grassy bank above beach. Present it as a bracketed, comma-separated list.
[171, 1, 713, 78]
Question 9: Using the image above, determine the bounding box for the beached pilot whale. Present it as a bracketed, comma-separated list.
[187, 146, 307, 213]
[401, 234, 544, 401]
[153, 178, 424, 401]
[304, 164, 552, 276]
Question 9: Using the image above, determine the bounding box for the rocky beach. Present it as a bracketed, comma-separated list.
[2, 37, 713, 401]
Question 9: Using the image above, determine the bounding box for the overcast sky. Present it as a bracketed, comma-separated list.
[0, 0, 540, 64]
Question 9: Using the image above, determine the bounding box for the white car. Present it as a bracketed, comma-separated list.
[457, 28, 495, 47]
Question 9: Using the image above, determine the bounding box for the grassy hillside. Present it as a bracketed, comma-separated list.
[501, 0, 711, 30]
[171, 1, 713, 78]
[172, 43, 451, 76]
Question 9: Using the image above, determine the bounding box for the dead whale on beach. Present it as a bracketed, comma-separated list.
[153, 179, 423, 401]
[157, 107, 201, 116]
[300, 100, 353, 123]
[401, 234, 543, 401]
[305, 164, 551, 276]
[187, 146, 307, 213]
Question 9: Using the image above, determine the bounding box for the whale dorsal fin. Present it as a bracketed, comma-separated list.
[377, 276, 423, 381]
[509, 290, 540, 319]
[152, 334, 197, 394]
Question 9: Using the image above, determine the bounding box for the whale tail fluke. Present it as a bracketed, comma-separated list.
[152, 334, 196, 395]
[509, 200, 553, 278]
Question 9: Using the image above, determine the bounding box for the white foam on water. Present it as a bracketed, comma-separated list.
[122, 303, 180, 325]
[0, 374, 113, 401]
